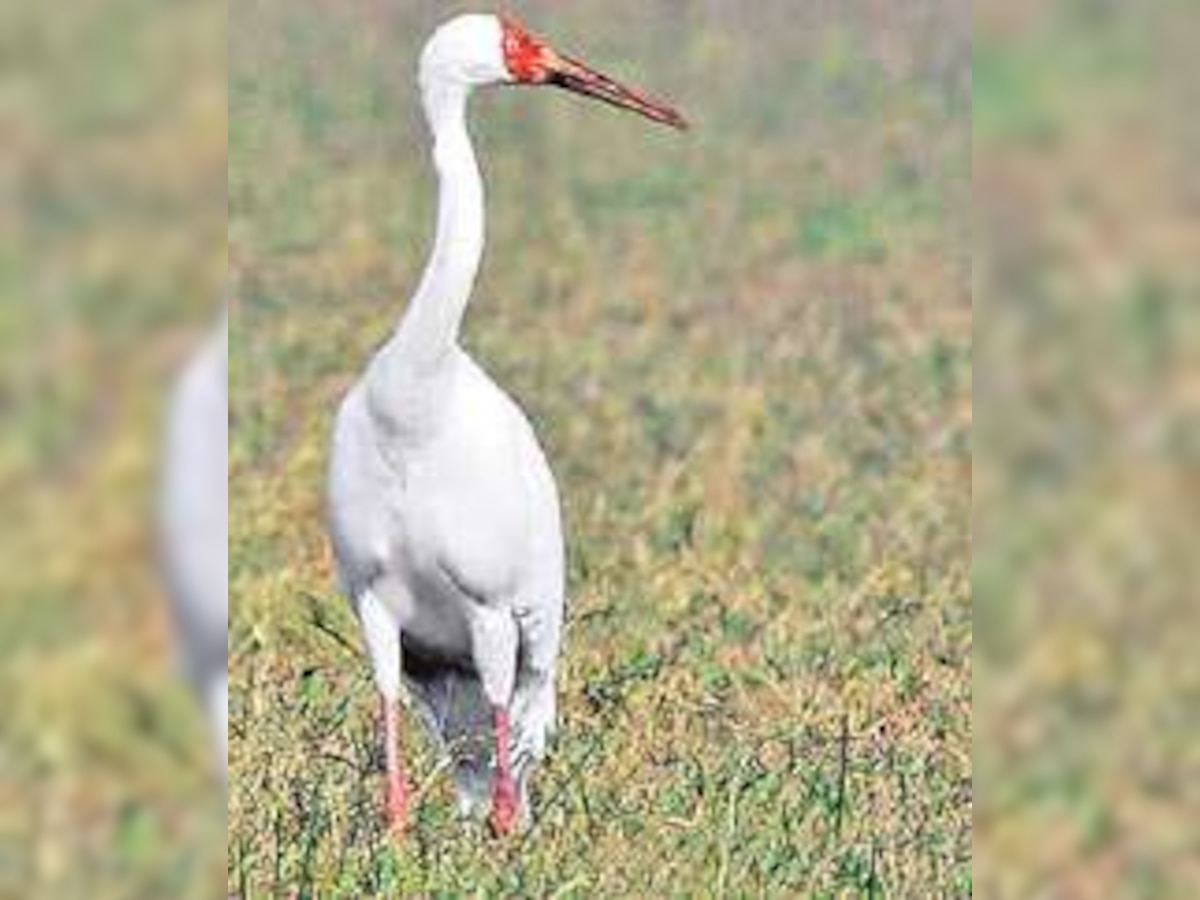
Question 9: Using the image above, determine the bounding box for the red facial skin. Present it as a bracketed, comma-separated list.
[499, 13, 689, 130]
[501, 15, 553, 84]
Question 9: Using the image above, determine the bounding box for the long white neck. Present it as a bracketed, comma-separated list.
[393, 80, 483, 376]
[367, 78, 483, 435]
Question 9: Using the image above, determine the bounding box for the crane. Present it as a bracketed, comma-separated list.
[327, 13, 685, 837]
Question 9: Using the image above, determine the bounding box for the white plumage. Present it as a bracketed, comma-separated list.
[326, 13, 684, 836]
[327, 16, 563, 835]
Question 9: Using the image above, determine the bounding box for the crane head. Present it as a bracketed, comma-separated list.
[499, 15, 688, 131]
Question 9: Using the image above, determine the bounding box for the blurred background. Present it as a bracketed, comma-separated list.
[975, 0, 1200, 895]
[231, 0, 969, 896]
[0, 0, 225, 896]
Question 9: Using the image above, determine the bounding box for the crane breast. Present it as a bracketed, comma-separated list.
[405, 364, 538, 607]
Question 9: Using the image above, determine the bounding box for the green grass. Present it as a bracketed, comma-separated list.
[230, 1, 970, 895]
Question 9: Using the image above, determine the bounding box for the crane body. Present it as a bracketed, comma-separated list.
[326, 13, 685, 837]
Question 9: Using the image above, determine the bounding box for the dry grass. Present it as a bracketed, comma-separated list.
[229, 1, 970, 895]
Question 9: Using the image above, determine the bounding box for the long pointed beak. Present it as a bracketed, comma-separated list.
[546, 52, 688, 131]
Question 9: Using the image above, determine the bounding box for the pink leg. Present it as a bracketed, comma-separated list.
[489, 707, 519, 836]
[382, 697, 409, 837]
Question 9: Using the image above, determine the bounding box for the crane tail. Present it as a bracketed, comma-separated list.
[404, 666, 495, 818]
[404, 662, 555, 826]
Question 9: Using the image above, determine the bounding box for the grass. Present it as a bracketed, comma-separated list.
[229, 1, 970, 895]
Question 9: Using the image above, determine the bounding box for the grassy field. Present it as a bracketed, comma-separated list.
[229, 1, 970, 895]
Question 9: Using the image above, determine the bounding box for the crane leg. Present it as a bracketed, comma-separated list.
[466, 606, 520, 836]
[382, 696, 409, 836]
[359, 589, 408, 837]
[490, 706, 518, 836]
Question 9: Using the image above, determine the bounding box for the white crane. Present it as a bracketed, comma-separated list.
[327, 13, 685, 837]
[161, 310, 229, 781]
